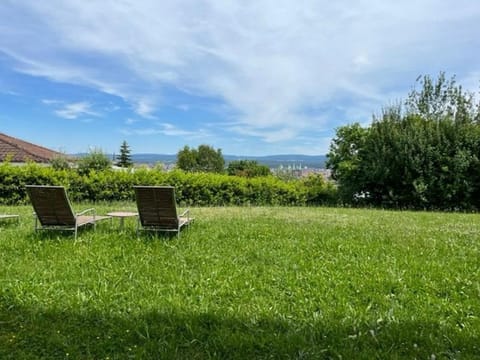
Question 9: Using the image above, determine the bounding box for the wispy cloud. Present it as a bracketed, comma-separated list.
[1, 1, 479, 153]
[41, 98, 100, 119]
[41, 99, 62, 105]
[0, 88, 20, 96]
[124, 118, 139, 125]
[134, 98, 156, 118]
[121, 122, 211, 139]
[160, 123, 195, 137]
[54, 101, 99, 119]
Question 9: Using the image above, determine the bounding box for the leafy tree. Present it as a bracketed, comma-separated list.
[177, 144, 225, 173]
[327, 72, 480, 209]
[77, 148, 112, 175]
[405, 72, 479, 123]
[50, 153, 71, 170]
[227, 160, 271, 177]
[176, 146, 198, 172]
[197, 144, 225, 173]
[325, 123, 369, 203]
[116, 140, 133, 168]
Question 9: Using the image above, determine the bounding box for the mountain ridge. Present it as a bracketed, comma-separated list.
[74, 153, 327, 168]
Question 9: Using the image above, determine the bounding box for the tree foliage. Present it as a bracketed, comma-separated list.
[77, 148, 112, 175]
[116, 140, 133, 168]
[327, 73, 480, 210]
[325, 123, 369, 203]
[177, 145, 225, 173]
[50, 154, 71, 170]
[405, 72, 479, 123]
[227, 160, 271, 177]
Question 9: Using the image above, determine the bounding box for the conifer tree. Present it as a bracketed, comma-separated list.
[116, 140, 133, 168]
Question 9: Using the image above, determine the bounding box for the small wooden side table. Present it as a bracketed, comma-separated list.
[107, 211, 138, 230]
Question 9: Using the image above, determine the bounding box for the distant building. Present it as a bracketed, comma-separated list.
[272, 163, 331, 180]
[0, 132, 63, 164]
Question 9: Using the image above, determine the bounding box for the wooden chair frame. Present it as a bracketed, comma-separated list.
[25, 185, 110, 240]
[134, 186, 193, 237]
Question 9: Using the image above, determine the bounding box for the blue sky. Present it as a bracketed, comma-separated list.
[1, 1, 479, 156]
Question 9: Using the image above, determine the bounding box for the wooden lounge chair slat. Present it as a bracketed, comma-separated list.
[134, 186, 193, 236]
[25, 185, 110, 239]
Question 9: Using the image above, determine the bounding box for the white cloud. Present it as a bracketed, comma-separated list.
[54, 101, 99, 119]
[0, 87, 20, 96]
[125, 118, 139, 125]
[134, 98, 157, 118]
[42, 99, 62, 105]
[121, 122, 211, 139]
[160, 123, 194, 137]
[1, 0, 479, 152]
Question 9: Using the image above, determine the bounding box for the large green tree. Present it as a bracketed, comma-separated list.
[177, 144, 225, 173]
[327, 73, 480, 209]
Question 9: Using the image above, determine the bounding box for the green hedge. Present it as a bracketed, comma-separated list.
[0, 162, 336, 206]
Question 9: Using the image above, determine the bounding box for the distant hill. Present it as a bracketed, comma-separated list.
[131, 154, 327, 169]
[131, 153, 177, 164]
[75, 153, 327, 169]
[224, 154, 327, 169]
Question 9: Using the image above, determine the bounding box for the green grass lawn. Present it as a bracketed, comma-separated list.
[1, 204, 479, 359]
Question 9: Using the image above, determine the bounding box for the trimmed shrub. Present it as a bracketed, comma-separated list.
[0, 163, 336, 206]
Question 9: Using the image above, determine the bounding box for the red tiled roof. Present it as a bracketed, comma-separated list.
[0, 133, 63, 163]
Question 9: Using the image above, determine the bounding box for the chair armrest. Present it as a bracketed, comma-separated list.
[179, 209, 190, 218]
[77, 208, 95, 216]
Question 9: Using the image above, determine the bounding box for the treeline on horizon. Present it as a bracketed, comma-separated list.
[2, 73, 480, 211]
[108, 154, 327, 169]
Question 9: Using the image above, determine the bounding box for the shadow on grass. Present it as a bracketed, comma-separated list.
[136, 232, 183, 242]
[0, 225, 19, 234]
[0, 218, 21, 229]
[0, 301, 478, 359]
[25, 226, 188, 243]
[24, 222, 126, 242]
[25, 228, 96, 243]
[135, 225, 196, 242]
